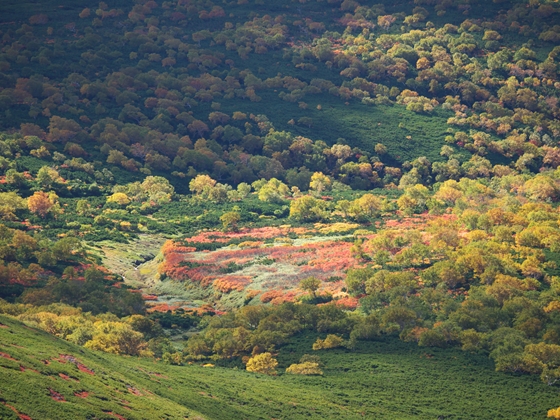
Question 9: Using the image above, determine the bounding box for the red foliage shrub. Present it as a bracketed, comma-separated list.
[332, 296, 359, 309]
[29, 14, 48, 24]
[147, 303, 180, 313]
[213, 275, 252, 293]
[260, 290, 284, 303]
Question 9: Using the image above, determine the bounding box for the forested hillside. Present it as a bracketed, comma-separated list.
[1, 0, 560, 417]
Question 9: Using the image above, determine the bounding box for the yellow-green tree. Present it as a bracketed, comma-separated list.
[349, 193, 382, 219]
[289, 195, 327, 221]
[286, 362, 323, 375]
[189, 174, 217, 196]
[84, 321, 147, 356]
[309, 171, 332, 195]
[36, 166, 63, 189]
[257, 178, 289, 203]
[0, 192, 27, 220]
[246, 352, 278, 375]
[312, 334, 345, 350]
[106, 192, 130, 205]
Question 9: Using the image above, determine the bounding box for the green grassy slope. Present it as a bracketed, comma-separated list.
[1, 314, 558, 420]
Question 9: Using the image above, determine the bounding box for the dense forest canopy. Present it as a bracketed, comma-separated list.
[2, 0, 560, 418]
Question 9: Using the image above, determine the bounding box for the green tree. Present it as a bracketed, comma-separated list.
[0, 192, 27, 220]
[289, 195, 327, 222]
[220, 211, 241, 232]
[257, 178, 289, 203]
[36, 166, 63, 189]
[141, 176, 175, 204]
[189, 174, 217, 197]
[75, 199, 90, 216]
[300, 276, 321, 298]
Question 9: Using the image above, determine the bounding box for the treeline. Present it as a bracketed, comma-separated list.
[0, 302, 167, 356]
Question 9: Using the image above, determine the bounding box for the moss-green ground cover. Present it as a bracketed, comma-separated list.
[1, 314, 557, 420]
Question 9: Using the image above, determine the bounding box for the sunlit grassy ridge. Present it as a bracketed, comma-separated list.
[1, 313, 558, 420]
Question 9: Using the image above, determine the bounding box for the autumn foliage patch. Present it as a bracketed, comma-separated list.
[159, 227, 361, 300]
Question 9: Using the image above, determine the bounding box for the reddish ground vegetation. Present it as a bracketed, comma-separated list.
[213, 275, 252, 293]
[0, 352, 16, 361]
[260, 290, 285, 303]
[146, 303, 181, 313]
[76, 364, 95, 375]
[157, 226, 374, 307]
[2, 402, 32, 420]
[74, 391, 89, 398]
[269, 290, 299, 305]
[162, 237, 357, 286]
[19, 365, 39, 374]
[383, 213, 456, 230]
[182, 226, 310, 244]
[56, 354, 95, 375]
[127, 386, 142, 396]
[103, 411, 126, 420]
[330, 296, 359, 309]
[49, 388, 65, 402]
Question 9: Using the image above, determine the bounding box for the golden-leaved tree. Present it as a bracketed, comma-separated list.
[246, 352, 278, 375]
